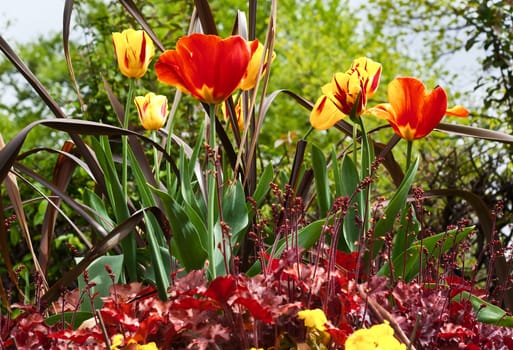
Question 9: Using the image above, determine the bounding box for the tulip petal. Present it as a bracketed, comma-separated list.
[446, 105, 470, 117]
[154, 50, 192, 94]
[416, 85, 447, 139]
[310, 95, 345, 130]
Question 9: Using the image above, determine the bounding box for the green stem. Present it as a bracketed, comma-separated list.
[207, 104, 217, 279]
[302, 126, 314, 140]
[122, 79, 135, 199]
[120, 79, 137, 282]
[352, 121, 358, 167]
[152, 130, 160, 187]
[406, 140, 413, 172]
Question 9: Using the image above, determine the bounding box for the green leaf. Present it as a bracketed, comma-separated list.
[90, 137, 135, 281]
[311, 144, 331, 217]
[454, 291, 513, 327]
[143, 211, 170, 300]
[252, 163, 274, 207]
[152, 188, 207, 271]
[212, 181, 249, 275]
[391, 206, 421, 263]
[222, 181, 249, 241]
[331, 148, 343, 198]
[340, 155, 360, 251]
[379, 226, 474, 281]
[372, 156, 420, 257]
[76, 255, 123, 312]
[45, 311, 93, 329]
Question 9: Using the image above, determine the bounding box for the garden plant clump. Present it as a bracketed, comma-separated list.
[2, 0, 513, 349]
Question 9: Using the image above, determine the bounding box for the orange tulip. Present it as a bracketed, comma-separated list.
[366, 77, 469, 140]
[239, 40, 275, 91]
[134, 93, 168, 131]
[310, 57, 382, 130]
[112, 29, 154, 79]
[155, 34, 252, 105]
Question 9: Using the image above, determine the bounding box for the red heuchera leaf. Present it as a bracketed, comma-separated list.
[172, 295, 219, 311]
[234, 297, 273, 324]
[47, 328, 103, 343]
[326, 323, 353, 346]
[335, 251, 358, 271]
[204, 275, 237, 303]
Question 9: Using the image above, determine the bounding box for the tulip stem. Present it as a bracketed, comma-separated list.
[352, 121, 358, 167]
[207, 103, 217, 279]
[302, 126, 314, 140]
[122, 79, 135, 199]
[122, 78, 137, 282]
[151, 130, 160, 187]
[406, 140, 413, 172]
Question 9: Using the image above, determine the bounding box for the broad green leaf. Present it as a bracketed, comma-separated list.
[143, 211, 170, 300]
[311, 144, 331, 217]
[252, 163, 274, 207]
[76, 255, 123, 312]
[372, 156, 420, 257]
[45, 311, 93, 329]
[213, 181, 249, 275]
[152, 188, 207, 271]
[331, 148, 343, 198]
[379, 226, 474, 281]
[83, 189, 114, 231]
[90, 137, 135, 281]
[454, 291, 513, 326]
[222, 181, 249, 241]
[340, 155, 360, 252]
[391, 206, 421, 262]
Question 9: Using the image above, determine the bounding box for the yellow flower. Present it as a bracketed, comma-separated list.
[112, 29, 155, 79]
[134, 92, 168, 131]
[310, 57, 382, 130]
[298, 308, 328, 331]
[239, 40, 276, 91]
[345, 321, 406, 350]
[111, 334, 158, 350]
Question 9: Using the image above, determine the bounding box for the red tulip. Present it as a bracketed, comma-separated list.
[155, 34, 252, 105]
[366, 77, 469, 140]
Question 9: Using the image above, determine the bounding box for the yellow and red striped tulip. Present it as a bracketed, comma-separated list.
[310, 57, 382, 130]
[134, 93, 168, 131]
[112, 29, 154, 79]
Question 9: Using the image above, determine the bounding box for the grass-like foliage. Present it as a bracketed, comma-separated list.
[2, 0, 513, 349]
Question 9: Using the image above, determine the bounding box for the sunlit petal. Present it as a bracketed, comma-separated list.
[310, 95, 345, 130]
[446, 105, 470, 117]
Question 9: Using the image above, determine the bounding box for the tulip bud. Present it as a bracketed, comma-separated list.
[134, 93, 168, 131]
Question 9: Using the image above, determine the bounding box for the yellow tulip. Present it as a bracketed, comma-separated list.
[310, 57, 382, 130]
[112, 29, 155, 79]
[134, 93, 168, 131]
[239, 40, 275, 91]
